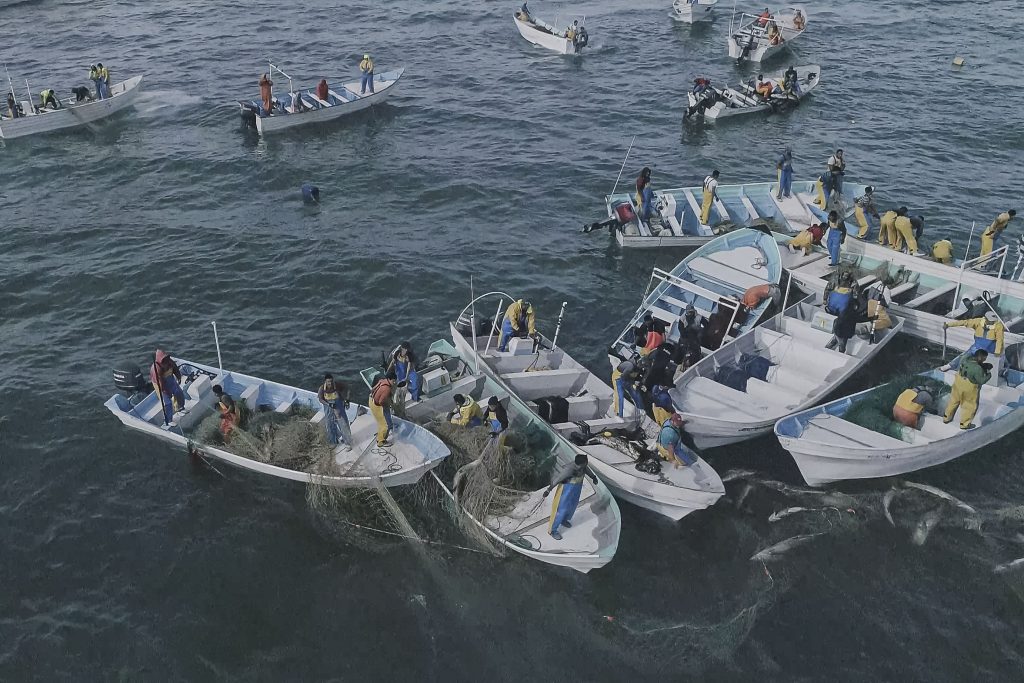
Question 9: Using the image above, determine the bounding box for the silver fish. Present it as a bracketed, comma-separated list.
[750, 533, 825, 562]
[994, 557, 1024, 574]
[883, 488, 898, 527]
[768, 506, 811, 523]
[902, 481, 978, 516]
[722, 469, 757, 483]
[735, 482, 753, 510]
[911, 508, 944, 546]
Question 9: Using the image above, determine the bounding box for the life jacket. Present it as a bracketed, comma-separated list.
[360, 58, 374, 73]
[320, 382, 340, 404]
[371, 378, 393, 406]
[894, 389, 925, 415]
[827, 287, 852, 314]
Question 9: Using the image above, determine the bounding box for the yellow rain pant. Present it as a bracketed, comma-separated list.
[788, 231, 815, 255]
[611, 369, 622, 415]
[932, 240, 953, 264]
[854, 206, 871, 239]
[867, 300, 892, 330]
[980, 230, 996, 256]
[893, 216, 918, 253]
[943, 374, 980, 429]
[653, 405, 672, 427]
[878, 212, 896, 246]
[813, 179, 826, 207]
[700, 189, 713, 224]
[369, 400, 390, 445]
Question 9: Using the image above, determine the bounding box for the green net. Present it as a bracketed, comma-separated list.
[844, 374, 951, 439]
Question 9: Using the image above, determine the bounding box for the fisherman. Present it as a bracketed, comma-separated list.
[388, 341, 420, 401]
[641, 341, 678, 393]
[639, 181, 656, 222]
[893, 209, 925, 256]
[825, 209, 847, 266]
[824, 270, 857, 315]
[981, 209, 1016, 257]
[316, 78, 329, 101]
[878, 206, 906, 247]
[498, 298, 537, 352]
[258, 73, 273, 115]
[516, 2, 531, 21]
[775, 148, 794, 199]
[813, 173, 828, 208]
[6, 92, 19, 118]
[38, 88, 60, 110]
[98, 63, 111, 97]
[911, 215, 926, 242]
[793, 8, 806, 29]
[893, 385, 934, 430]
[742, 283, 778, 311]
[853, 186, 880, 239]
[650, 384, 676, 426]
[639, 318, 666, 356]
[450, 394, 483, 427]
[931, 237, 954, 264]
[542, 453, 599, 540]
[787, 223, 825, 255]
[755, 73, 774, 100]
[765, 21, 782, 45]
[943, 349, 992, 430]
[657, 414, 697, 469]
[692, 77, 712, 95]
[945, 311, 1004, 358]
[825, 299, 860, 353]
[359, 53, 375, 94]
[150, 349, 186, 422]
[318, 373, 353, 450]
[88, 64, 103, 99]
[700, 170, 720, 225]
[756, 8, 771, 26]
[826, 149, 846, 200]
[611, 350, 646, 417]
[782, 66, 799, 95]
[212, 384, 241, 439]
[484, 396, 509, 436]
[635, 167, 652, 207]
[864, 278, 893, 332]
[672, 304, 705, 369]
[369, 372, 396, 447]
[566, 20, 578, 42]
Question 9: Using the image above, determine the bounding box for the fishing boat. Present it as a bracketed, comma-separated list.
[671, 0, 718, 23]
[593, 179, 867, 249]
[609, 228, 785, 363]
[105, 357, 449, 487]
[364, 338, 620, 572]
[452, 297, 724, 521]
[775, 347, 1024, 485]
[238, 63, 403, 135]
[0, 75, 143, 140]
[671, 293, 905, 450]
[728, 6, 808, 63]
[685, 64, 820, 121]
[513, 10, 589, 55]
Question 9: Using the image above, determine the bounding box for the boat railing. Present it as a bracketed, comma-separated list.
[268, 61, 295, 95]
[962, 245, 1009, 276]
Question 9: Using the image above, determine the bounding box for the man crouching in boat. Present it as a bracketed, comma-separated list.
[657, 413, 697, 469]
[212, 384, 243, 440]
[150, 349, 186, 422]
[543, 453, 598, 541]
[893, 385, 933, 430]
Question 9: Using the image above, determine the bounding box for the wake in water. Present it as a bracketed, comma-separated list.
[131, 90, 205, 117]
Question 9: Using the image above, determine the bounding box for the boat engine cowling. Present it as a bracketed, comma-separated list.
[113, 364, 150, 396]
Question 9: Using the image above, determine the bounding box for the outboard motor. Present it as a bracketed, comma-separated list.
[301, 182, 320, 204]
[113, 364, 150, 397]
[240, 103, 259, 129]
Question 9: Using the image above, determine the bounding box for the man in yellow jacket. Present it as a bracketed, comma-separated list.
[893, 385, 933, 430]
[359, 53, 374, 94]
[499, 299, 537, 351]
[980, 209, 1016, 256]
[877, 206, 905, 247]
[449, 394, 483, 427]
[944, 311, 1004, 357]
[931, 238, 954, 264]
[943, 349, 992, 430]
[700, 170, 719, 225]
[893, 211, 924, 256]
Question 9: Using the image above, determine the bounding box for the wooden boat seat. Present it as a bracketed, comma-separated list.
[801, 414, 908, 448]
[903, 282, 957, 309]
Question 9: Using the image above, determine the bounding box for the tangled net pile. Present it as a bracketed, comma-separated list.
[844, 373, 951, 439]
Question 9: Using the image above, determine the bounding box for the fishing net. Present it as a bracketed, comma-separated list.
[843, 373, 951, 439]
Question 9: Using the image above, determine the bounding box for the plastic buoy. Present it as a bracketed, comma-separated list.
[952, 56, 965, 67]
[301, 182, 320, 204]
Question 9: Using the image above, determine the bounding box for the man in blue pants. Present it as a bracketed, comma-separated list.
[543, 454, 599, 540]
[318, 374, 353, 451]
[825, 210, 847, 267]
[776, 148, 794, 199]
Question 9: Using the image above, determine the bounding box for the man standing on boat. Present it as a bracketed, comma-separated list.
[981, 209, 1017, 257]
[318, 373, 353, 451]
[892, 210, 925, 256]
[484, 396, 508, 436]
[943, 349, 992, 430]
[150, 350, 186, 423]
[609, 349, 646, 418]
[945, 311, 1004, 358]
[369, 372, 396, 447]
[543, 453, 598, 541]
[776, 148, 794, 199]
[825, 210, 847, 266]
[701, 170, 720, 226]
[97, 63, 111, 99]
[853, 186, 880, 239]
[259, 73, 273, 115]
[825, 149, 846, 201]
[359, 54, 375, 95]
[498, 299, 537, 352]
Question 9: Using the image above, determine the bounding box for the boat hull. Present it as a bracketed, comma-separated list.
[0, 75, 143, 139]
[514, 16, 579, 55]
[671, 0, 718, 23]
[690, 64, 821, 121]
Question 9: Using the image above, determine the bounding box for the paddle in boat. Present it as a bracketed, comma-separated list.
[775, 345, 1024, 485]
[670, 291, 905, 450]
[728, 6, 807, 63]
[513, 4, 589, 55]
[590, 178, 868, 249]
[364, 337, 620, 572]
[0, 74, 143, 140]
[105, 350, 449, 488]
[452, 295, 724, 521]
[685, 64, 820, 121]
[239, 62, 403, 135]
[609, 228, 785, 367]
[671, 0, 719, 24]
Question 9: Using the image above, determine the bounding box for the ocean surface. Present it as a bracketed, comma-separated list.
[2, 0, 1023, 679]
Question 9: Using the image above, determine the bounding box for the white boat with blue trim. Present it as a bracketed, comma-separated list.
[775, 347, 1024, 485]
[0, 75, 143, 140]
[105, 357, 448, 488]
[513, 7, 589, 55]
[239, 63, 403, 135]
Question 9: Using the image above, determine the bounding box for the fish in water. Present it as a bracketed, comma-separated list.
[911, 508, 945, 546]
[993, 557, 1024, 574]
[722, 469, 756, 483]
[901, 481, 978, 516]
[883, 487, 898, 527]
[768, 506, 812, 522]
[734, 482, 753, 510]
[750, 533, 825, 562]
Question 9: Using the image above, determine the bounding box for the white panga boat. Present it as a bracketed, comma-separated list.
[775, 347, 1024, 485]
[671, 0, 718, 23]
[364, 338, 620, 572]
[685, 64, 820, 121]
[610, 228, 785, 361]
[513, 9, 589, 55]
[671, 293, 905, 450]
[238, 63, 403, 135]
[728, 6, 807, 63]
[0, 75, 143, 140]
[105, 357, 449, 487]
[453, 296, 724, 521]
[594, 178, 866, 249]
